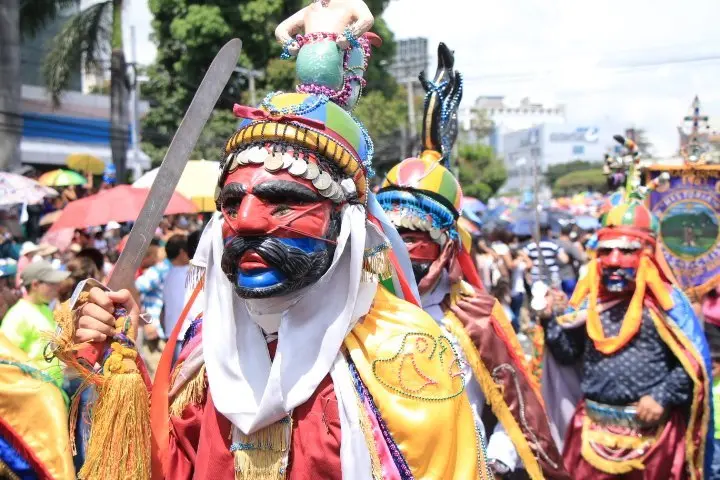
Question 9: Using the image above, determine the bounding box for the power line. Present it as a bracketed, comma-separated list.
[459, 53, 720, 84]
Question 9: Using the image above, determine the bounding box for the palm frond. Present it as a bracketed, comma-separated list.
[42, 0, 112, 105]
[20, 0, 79, 39]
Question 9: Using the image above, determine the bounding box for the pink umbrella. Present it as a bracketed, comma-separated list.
[40, 227, 75, 252]
[49, 185, 197, 232]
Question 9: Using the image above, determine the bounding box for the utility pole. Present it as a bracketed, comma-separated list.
[235, 67, 264, 106]
[129, 25, 141, 181]
[406, 78, 417, 147]
[390, 38, 428, 161]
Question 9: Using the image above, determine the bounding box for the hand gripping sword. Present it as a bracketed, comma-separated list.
[56, 38, 242, 366]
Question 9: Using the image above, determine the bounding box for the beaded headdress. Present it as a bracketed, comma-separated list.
[572, 136, 678, 346]
[599, 134, 669, 246]
[378, 43, 464, 246]
[217, 21, 381, 207]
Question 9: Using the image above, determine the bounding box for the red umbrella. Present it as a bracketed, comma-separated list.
[49, 185, 197, 232]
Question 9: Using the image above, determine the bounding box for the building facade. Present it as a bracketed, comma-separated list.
[18, 4, 150, 175]
[20, 85, 150, 172]
[458, 96, 567, 152]
[389, 37, 429, 82]
[502, 124, 611, 191]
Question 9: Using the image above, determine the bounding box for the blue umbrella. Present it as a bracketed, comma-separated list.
[462, 208, 484, 227]
[575, 215, 601, 231]
[508, 208, 572, 236]
[462, 197, 486, 213]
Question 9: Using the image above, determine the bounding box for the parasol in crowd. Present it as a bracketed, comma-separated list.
[66, 153, 106, 175]
[503, 207, 572, 237]
[132, 160, 220, 212]
[38, 169, 87, 187]
[39, 210, 63, 227]
[66, 153, 107, 188]
[48, 185, 197, 232]
[0, 172, 58, 206]
[462, 196, 486, 214]
[575, 215, 601, 231]
[40, 228, 75, 252]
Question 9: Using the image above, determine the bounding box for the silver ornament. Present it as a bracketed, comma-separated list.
[313, 171, 332, 191]
[304, 162, 320, 181]
[248, 146, 267, 164]
[264, 152, 284, 172]
[289, 159, 308, 177]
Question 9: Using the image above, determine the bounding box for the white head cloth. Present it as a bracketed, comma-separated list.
[193, 179, 393, 478]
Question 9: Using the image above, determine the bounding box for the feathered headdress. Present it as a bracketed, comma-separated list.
[419, 43, 463, 168]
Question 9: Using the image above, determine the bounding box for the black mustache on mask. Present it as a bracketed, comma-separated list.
[221, 235, 332, 298]
[411, 261, 432, 284]
[602, 268, 635, 282]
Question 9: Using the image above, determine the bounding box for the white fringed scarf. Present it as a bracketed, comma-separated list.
[190, 194, 394, 478]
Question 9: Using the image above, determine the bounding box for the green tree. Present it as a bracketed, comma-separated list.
[456, 144, 507, 202]
[0, 0, 76, 171]
[552, 168, 607, 195]
[142, 0, 398, 168]
[544, 160, 603, 188]
[354, 89, 406, 176]
[43, 0, 131, 182]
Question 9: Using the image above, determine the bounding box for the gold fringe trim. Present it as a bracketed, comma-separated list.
[78, 343, 151, 480]
[584, 423, 659, 451]
[648, 308, 708, 480]
[233, 418, 292, 480]
[170, 360, 184, 387]
[441, 310, 545, 480]
[362, 245, 392, 283]
[0, 458, 20, 480]
[350, 369, 383, 479]
[580, 415, 648, 475]
[51, 295, 151, 480]
[455, 281, 539, 393]
[169, 364, 207, 417]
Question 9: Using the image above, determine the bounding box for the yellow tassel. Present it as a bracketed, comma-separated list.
[49, 296, 151, 480]
[233, 418, 292, 480]
[78, 343, 151, 480]
[441, 310, 546, 480]
[0, 459, 20, 480]
[362, 245, 392, 282]
[169, 364, 207, 417]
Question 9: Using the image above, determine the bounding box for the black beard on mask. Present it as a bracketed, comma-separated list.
[600, 267, 636, 293]
[221, 235, 336, 299]
[411, 261, 432, 284]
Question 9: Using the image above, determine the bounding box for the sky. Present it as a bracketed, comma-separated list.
[123, 0, 720, 157]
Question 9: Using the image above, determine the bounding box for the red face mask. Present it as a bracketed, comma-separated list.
[596, 237, 643, 293]
[597, 247, 641, 271]
[401, 231, 441, 262]
[219, 165, 335, 242]
[217, 163, 340, 296]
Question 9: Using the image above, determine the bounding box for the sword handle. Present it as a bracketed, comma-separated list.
[66, 279, 136, 368]
[76, 304, 135, 367]
[77, 343, 106, 368]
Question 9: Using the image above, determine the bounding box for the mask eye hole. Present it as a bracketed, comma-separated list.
[271, 205, 292, 217]
[598, 248, 612, 256]
[222, 202, 239, 220]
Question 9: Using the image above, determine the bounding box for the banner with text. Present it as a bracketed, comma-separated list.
[648, 166, 720, 299]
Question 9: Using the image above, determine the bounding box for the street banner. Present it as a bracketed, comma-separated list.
[647, 165, 720, 299]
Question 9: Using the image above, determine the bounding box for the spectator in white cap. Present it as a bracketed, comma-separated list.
[15, 241, 42, 288]
[104, 221, 122, 253]
[0, 260, 70, 385]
